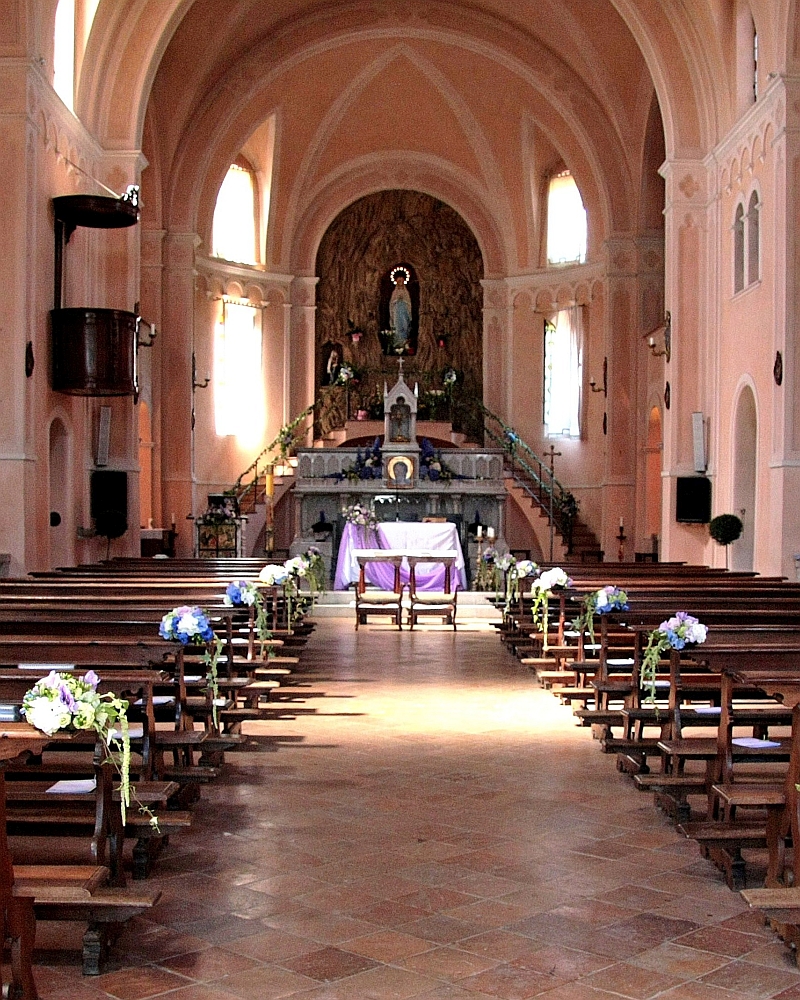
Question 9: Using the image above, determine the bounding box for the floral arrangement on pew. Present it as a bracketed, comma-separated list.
[572, 586, 629, 645]
[640, 612, 708, 705]
[503, 558, 538, 614]
[224, 579, 272, 655]
[21, 670, 158, 828]
[159, 606, 224, 729]
[530, 567, 573, 652]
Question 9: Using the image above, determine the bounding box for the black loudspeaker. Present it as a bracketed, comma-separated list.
[90, 470, 128, 539]
[676, 476, 712, 524]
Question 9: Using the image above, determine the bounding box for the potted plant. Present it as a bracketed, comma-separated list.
[709, 513, 743, 569]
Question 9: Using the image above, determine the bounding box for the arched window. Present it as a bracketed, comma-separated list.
[747, 190, 760, 286]
[53, 0, 76, 111]
[546, 171, 587, 266]
[543, 307, 583, 437]
[733, 202, 745, 293]
[212, 162, 258, 265]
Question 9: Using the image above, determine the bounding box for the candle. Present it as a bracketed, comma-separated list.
[487, 526, 495, 540]
[264, 464, 275, 499]
[477, 525, 483, 539]
[619, 517, 624, 530]
[171, 512, 176, 527]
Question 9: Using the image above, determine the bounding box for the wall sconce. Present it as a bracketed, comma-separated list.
[646, 311, 671, 362]
[192, 353, 211, 390]
[589, 357, 607, 396]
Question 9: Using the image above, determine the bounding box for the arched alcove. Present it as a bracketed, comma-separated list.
[314, 190, 484, 440]
[732, 385, 757, 571]
[645, 406, 663, 550]
[48, 418, 73, 569]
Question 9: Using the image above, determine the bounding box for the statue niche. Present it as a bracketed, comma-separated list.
[380, 264, 418, 356]
[389, 397, 412, 443]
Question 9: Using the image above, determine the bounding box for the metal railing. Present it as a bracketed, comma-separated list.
[480, 405, 578, 555]
[230, 405, 315, 513]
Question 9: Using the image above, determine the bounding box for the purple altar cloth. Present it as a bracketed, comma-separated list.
[334, 521, 467, 591]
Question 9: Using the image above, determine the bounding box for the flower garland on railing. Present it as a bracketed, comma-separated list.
[572, 586, 629, 645]
[640, 613, 708, 704]
[159, 606, 223, 729]
[529, 567, 572, 651]
[503, 557, 538, 613]
[21, 670, 158, 829]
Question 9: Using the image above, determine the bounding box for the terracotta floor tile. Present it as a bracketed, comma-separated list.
[675, 925, 768, 958]
[509, 942, 614, 980]
[699, 959, 800, 997]
[93, 965, 191, 999]
[159, 947, 262, 981]
[457, 962, 564, 999]
[398, 944, 499, 980]
[345, 930, 437, 961]
[581, 960, 686, 998]
[279, 945, 378, 980]
[627, 942, 730, 979]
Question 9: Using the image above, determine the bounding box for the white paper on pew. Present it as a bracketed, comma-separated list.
[693, 706, 722, 714]
[18, 663, 76, 671]
[213, 698, 227, 706]
[183, 675, 203, 683]
[732, 737, 781, 748]
[110, 724, 144, 739]
[46, 778, 96, 794]
[133, 696, 174, 706]
[607, 658, 635, 666]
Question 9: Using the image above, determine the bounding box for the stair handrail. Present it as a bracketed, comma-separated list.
[479, 404, 579, 546]
[230, 405, 315, 503]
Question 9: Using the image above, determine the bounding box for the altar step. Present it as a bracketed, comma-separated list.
[311, 590, 503, 621]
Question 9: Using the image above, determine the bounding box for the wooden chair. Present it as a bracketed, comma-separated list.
[354, 554, 404, 630]
[407, 555, 458, 630]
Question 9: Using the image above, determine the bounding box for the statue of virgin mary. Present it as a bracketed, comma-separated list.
[389, 266, 412, 347]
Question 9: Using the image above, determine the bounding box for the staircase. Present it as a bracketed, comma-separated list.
[481, 406, 602, 562]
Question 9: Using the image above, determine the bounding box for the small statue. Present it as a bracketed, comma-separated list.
[389, 397, 412, 442]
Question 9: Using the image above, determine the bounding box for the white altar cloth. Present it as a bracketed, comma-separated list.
[334, 521, 467, 591]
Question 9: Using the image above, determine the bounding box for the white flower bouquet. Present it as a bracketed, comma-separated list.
[21, 670, 151, 825]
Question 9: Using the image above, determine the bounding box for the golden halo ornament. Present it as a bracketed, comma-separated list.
[387, 455, 414, 482]
[390, 266, 411, 284]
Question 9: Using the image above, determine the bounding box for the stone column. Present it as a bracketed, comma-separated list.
[0, 60, 37, 572]
[289, 276, 318, 422]
[603, 237, 641, 560]
[481, 279, 510, 419]
[659, 158, 709, 563]
[161, 231, 199, 556]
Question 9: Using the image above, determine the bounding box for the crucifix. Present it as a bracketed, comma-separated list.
[544, 445, 561, 561]
[397, 356, 405, 376]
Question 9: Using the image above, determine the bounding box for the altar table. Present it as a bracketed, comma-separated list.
[335, 521, 467, 592]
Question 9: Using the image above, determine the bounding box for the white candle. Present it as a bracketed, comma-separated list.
[487, 526, 495, 540]
[171, 512, 176, 526]
[477, 525, 483, 539]
[619, 517, 624, 530]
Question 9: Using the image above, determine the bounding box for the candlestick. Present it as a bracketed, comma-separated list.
[487, 526, 495, 540]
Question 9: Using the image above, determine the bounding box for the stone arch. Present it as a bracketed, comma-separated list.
[731, 381, 758, 571]
[47, 414, 74, 569]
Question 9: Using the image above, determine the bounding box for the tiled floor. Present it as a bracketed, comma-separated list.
[26, 620, 800, 999]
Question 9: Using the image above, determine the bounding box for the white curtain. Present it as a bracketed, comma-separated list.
[214, 302, 264, 444]
[544, 306, 583, 438]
